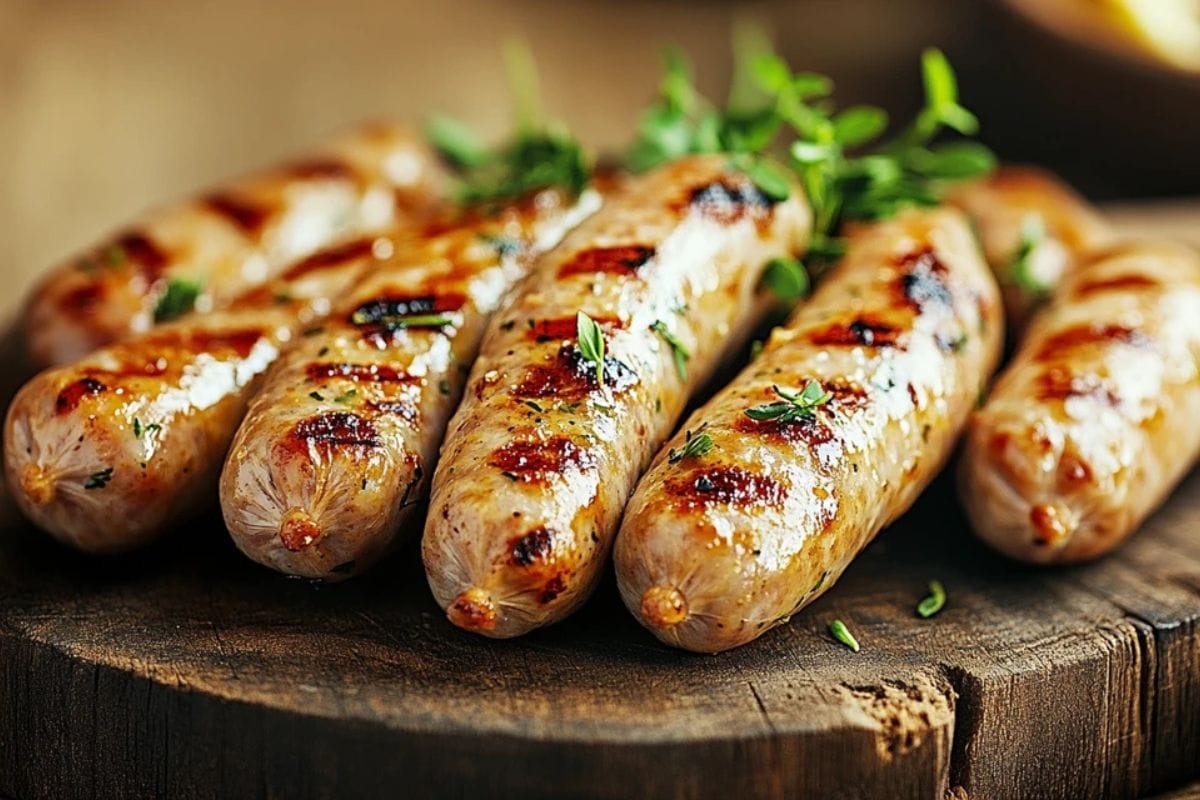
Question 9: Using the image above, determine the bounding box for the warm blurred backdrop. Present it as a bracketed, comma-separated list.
[2, 0, 1198, 322]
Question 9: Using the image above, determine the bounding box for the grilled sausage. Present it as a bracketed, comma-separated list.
[959, 241, 1200, 564]
[21, 122, 441, 368]
[948, 166, 1112, 336]
[4, 232, 401, 553]
[422, 155, 811, 637]
[614, 206, 1002, 652]
[219, 186, 603, 580]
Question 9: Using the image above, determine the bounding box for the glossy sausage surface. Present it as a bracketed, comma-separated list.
[22, 122, 441, 367]
[960, 241, 1200, 563]
[4, 232, 400, 553]
[948, 166, 1112, 336]
[423, 155, 811, 637]
[614, 207, 1002, 652]
[220, 187, 603, 579]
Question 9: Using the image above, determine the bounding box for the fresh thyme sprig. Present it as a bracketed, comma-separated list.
[576, 311, 605, 386]
[917, 580, 947, 618]
[744, 380, 833, 423]
[651, 319, 690, 380]
[668, 430, 714, 464]
[154, 277, 202, 322]
[626, 35, 995, 270]
[426, 42, 591, 205]
[1007, 214, 1051, 297]
[829, 619, 860, 652]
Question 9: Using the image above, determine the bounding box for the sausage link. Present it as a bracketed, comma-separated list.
[220, 187, 603, 580]
[422, 155, 811, 637]
[21, 122, 441, 367]
[948, 166, 1112, 336]
[614, 207, 1002, 652]
[959, 241, 1200, 563]
[3, 232, 402, 553]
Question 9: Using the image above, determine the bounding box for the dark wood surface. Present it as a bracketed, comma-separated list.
[0, 459, 1197, 799]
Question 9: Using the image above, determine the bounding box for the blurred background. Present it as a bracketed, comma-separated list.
[2, 0, 1198, 322]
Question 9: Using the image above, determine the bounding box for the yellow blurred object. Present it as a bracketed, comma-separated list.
[1101, 0, 1200, 71]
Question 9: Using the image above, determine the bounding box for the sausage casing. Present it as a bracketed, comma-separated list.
[22, 122, 440, 367]
[614, 207, 1002, 652]
[4, 233, 400, 553]
[948, 166, 1112, 336]
[219, 187, 602, 579]
[959, 241, 1200, 563]
[422, 155, 811, 637]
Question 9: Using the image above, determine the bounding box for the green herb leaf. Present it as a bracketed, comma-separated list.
[761, 256, 810, 302]
[309, 391, 325, 401]
[651, 320, 690, 381]
[829, 619, 860, 652]
[743, 158, 792, 201]
[427, 42, 591, 204]
[575, 311, 605, 386]
[745, 380, 832, 423]
[132, 418, 142, 438]
[84, 467, 114, 490]
[333, 389, 357, 405]
[668, 430, 714, 464]
[153, 278, 202, 322]
[1007, 214, 1051, 297]
[832, 106, 888, 147]
[426, 114, 490, 168]
[917, 580, 946, 618]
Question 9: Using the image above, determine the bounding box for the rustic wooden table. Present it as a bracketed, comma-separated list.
[0, 206, 1197, 799]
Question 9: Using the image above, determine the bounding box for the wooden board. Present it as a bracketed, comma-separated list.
[0, 465, 1197, 800]
[1, 204, 1199, 799]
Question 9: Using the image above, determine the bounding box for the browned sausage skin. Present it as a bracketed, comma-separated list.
[219, 186, 603, 580]
[22, 122, 441, 367]
[948, 166, 1113, 336]
[3, 231, 405, 553]
[614, 207, 1002, 653]
[960, 241, 1200, 564]
[423, 155, 811, 638]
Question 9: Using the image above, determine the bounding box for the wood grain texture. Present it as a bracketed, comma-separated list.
[0, 463, 1197, 799]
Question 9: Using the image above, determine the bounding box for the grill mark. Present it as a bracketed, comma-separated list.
[897, 248, 952, 312]
[512, 344, 638, 399]
[810, 315, 906, 348]
[142, 327, 265, 359]
[305, 363, 418, 383]
[352, 291, 467, 347]
[1035, 367, 1121, 407]
[202, 192, 271, 234]
[291, 412, 380, 448]
[665, 466, 786, 510]
[283, 237, 377, 281]
[55, 376, 107, 414]
[61, 283, 104, 313]
[557, 246, 656, 278]
[1036, 324, 1148, 360]
[539, 575, 567, 604]
[1072, 274, 1160, 298]
[489, 436, 595, 483]
[525, 314, 622, 343]
[285, 158, 357, 182]
[682, 180, 776, 225]
[509, 526, 554, 567]
[351, 292, 466, 325]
